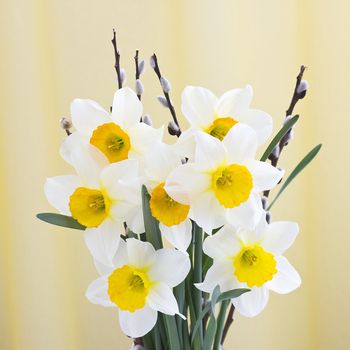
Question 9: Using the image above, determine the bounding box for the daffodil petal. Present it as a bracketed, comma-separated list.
[181, 86, 218, 128]
[247, 160, 284, 191]
[70, 143, 109, 188]
[70, 98, 110, 135]
[119, 306, 157, 338]
[44, 175, 80, 215]
[194, 131, 226, 171]
[60, 132, 89, 166]
[147, 282, 181, 316]
[262, 221, 299, 255]
[225, 193, 263, 230]
[239, 109, 273, 145]
[85, 276, 114, 307]
[196, 260, 236, 293]
[222, 123, 258, 163]
[126, 238, 156, 269]
[111, 87, 143, 129]
[172, 129, 197, 161]
[215, 85, 253, 116]
[84, 220, 124, 266]
[159, 220, 192, 253]
[111, 202, 145, 234]
[190, 192, 226, 234]
[234, 286, 269, 317]
[149, 248, 191, 287]
[165, 163, 209, 205]
[203, 225, 241, 260]
[265, 256, 301, 294]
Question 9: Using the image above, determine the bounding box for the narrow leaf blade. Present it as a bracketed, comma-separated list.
[36, 213, 86, 231]
[260, 115, 299, 161]
[203, 315, 217, 350]
[267, 144, 322, 210]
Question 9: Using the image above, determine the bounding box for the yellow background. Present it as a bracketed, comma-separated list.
[0, 0, 349, 349]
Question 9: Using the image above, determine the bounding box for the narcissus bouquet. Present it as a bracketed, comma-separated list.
[37, 31, 321, 350]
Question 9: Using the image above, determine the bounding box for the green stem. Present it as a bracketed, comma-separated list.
[213, 300, 230, 350]
[193, 222, 203, 347]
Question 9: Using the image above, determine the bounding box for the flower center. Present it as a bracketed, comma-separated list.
[205, 117, 238, 141]
[69, 187, 111, 227]
[150, 182, 190, 226]
[108, 265, 151, 312]
[211, 164, 253, 208]
[90, 122, 131, 163]
[233, 245, 277, 287]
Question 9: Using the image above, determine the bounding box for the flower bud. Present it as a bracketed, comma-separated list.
[261, 196, 268, 209]
[60, 117, 72, 131]
[141, 114, 153, 126]
[266, 211, 272, 224]
[138, 60, 145, 75]
[160, 76, 171, 93]
[168, 121, 180, 136]
[120, 68, 126, 86]
[157, 95, 169, 108]
[296, 79, 308, 99]
[150, 55, 156, 69]
[135, 79, 144, 95]
[268, 144, 280, 161]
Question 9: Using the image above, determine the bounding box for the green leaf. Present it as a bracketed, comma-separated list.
[267, 144, 322, 210]
[210, 285, 221, 313]
[203, 314, 217, 350]
[191, 288, 249, 344]
[141, 185, 163, 250]
[163, 314, 181, 350]
[260, 115, 299, 162]
[36, 213, 86, 230]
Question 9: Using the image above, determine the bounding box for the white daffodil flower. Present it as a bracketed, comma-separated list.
[196, 220, 301, 317]
[44, 144, 145, 266]
[174, 85, 272, 160]
[144, 142, 192, 252]
[60, 87, 163, 166]
[86, 238, 190, 337]
[165, 124, 283, 233]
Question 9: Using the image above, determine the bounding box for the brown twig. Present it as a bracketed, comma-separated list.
[151, 53, 181, 136]
[111, 29, 122, 89]
[221, 304, 235, 345]
[134, 50, 142, 101]
[264, 65, 307, 198]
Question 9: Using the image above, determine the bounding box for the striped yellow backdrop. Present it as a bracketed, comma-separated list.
[0, 0, 349, 349]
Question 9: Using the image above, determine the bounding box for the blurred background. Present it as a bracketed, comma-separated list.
[0, 0, 349, 349]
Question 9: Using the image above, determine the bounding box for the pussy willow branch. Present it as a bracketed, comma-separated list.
[134, 50, 142, 101]
[263, 65, 306, 198]
[151, 53, 181, 136]
[111, 29, 123, 89]
[221, 304, 235, 345]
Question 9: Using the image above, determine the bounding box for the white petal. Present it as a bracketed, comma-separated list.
[149, 248, 190, 287]
[239, 109, 273, 145]
[159, 220, 192, 253]
[222, 123, 258, 163]
[190, 192, 226, 234]
[247, 160, 284, 192]
[59, 132, 89, 166]
[111, 87, 143, 128]
[225, 193, 264, 230]
[261, 221, 299, 255]
[111, 202, 145, 234]
[181, 86, 218, 128]
[147, 283, 181, 316]
[93, 259, 115, 276]
[85, 276, 114, 307]
[266, 256, 301, 294]
[196, 260, 236, 293]
[119, 306, 157, 337]
[194, 132, 226, 171]
[44, 175, 80, 215]
[84, 220, 124, 267]
[215, 85, 253, 116]
[126, 238, 156, 268]
[172, 129, 197, 161]
[71, 98, 110, 135]
[70, 143, 109, 188]
[203, 225, 241, 260]
[165, 163, 210, 205]
[128, 123, 164, 159]
[234, 286, 269, 317]
[144, 142, 182, 183]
